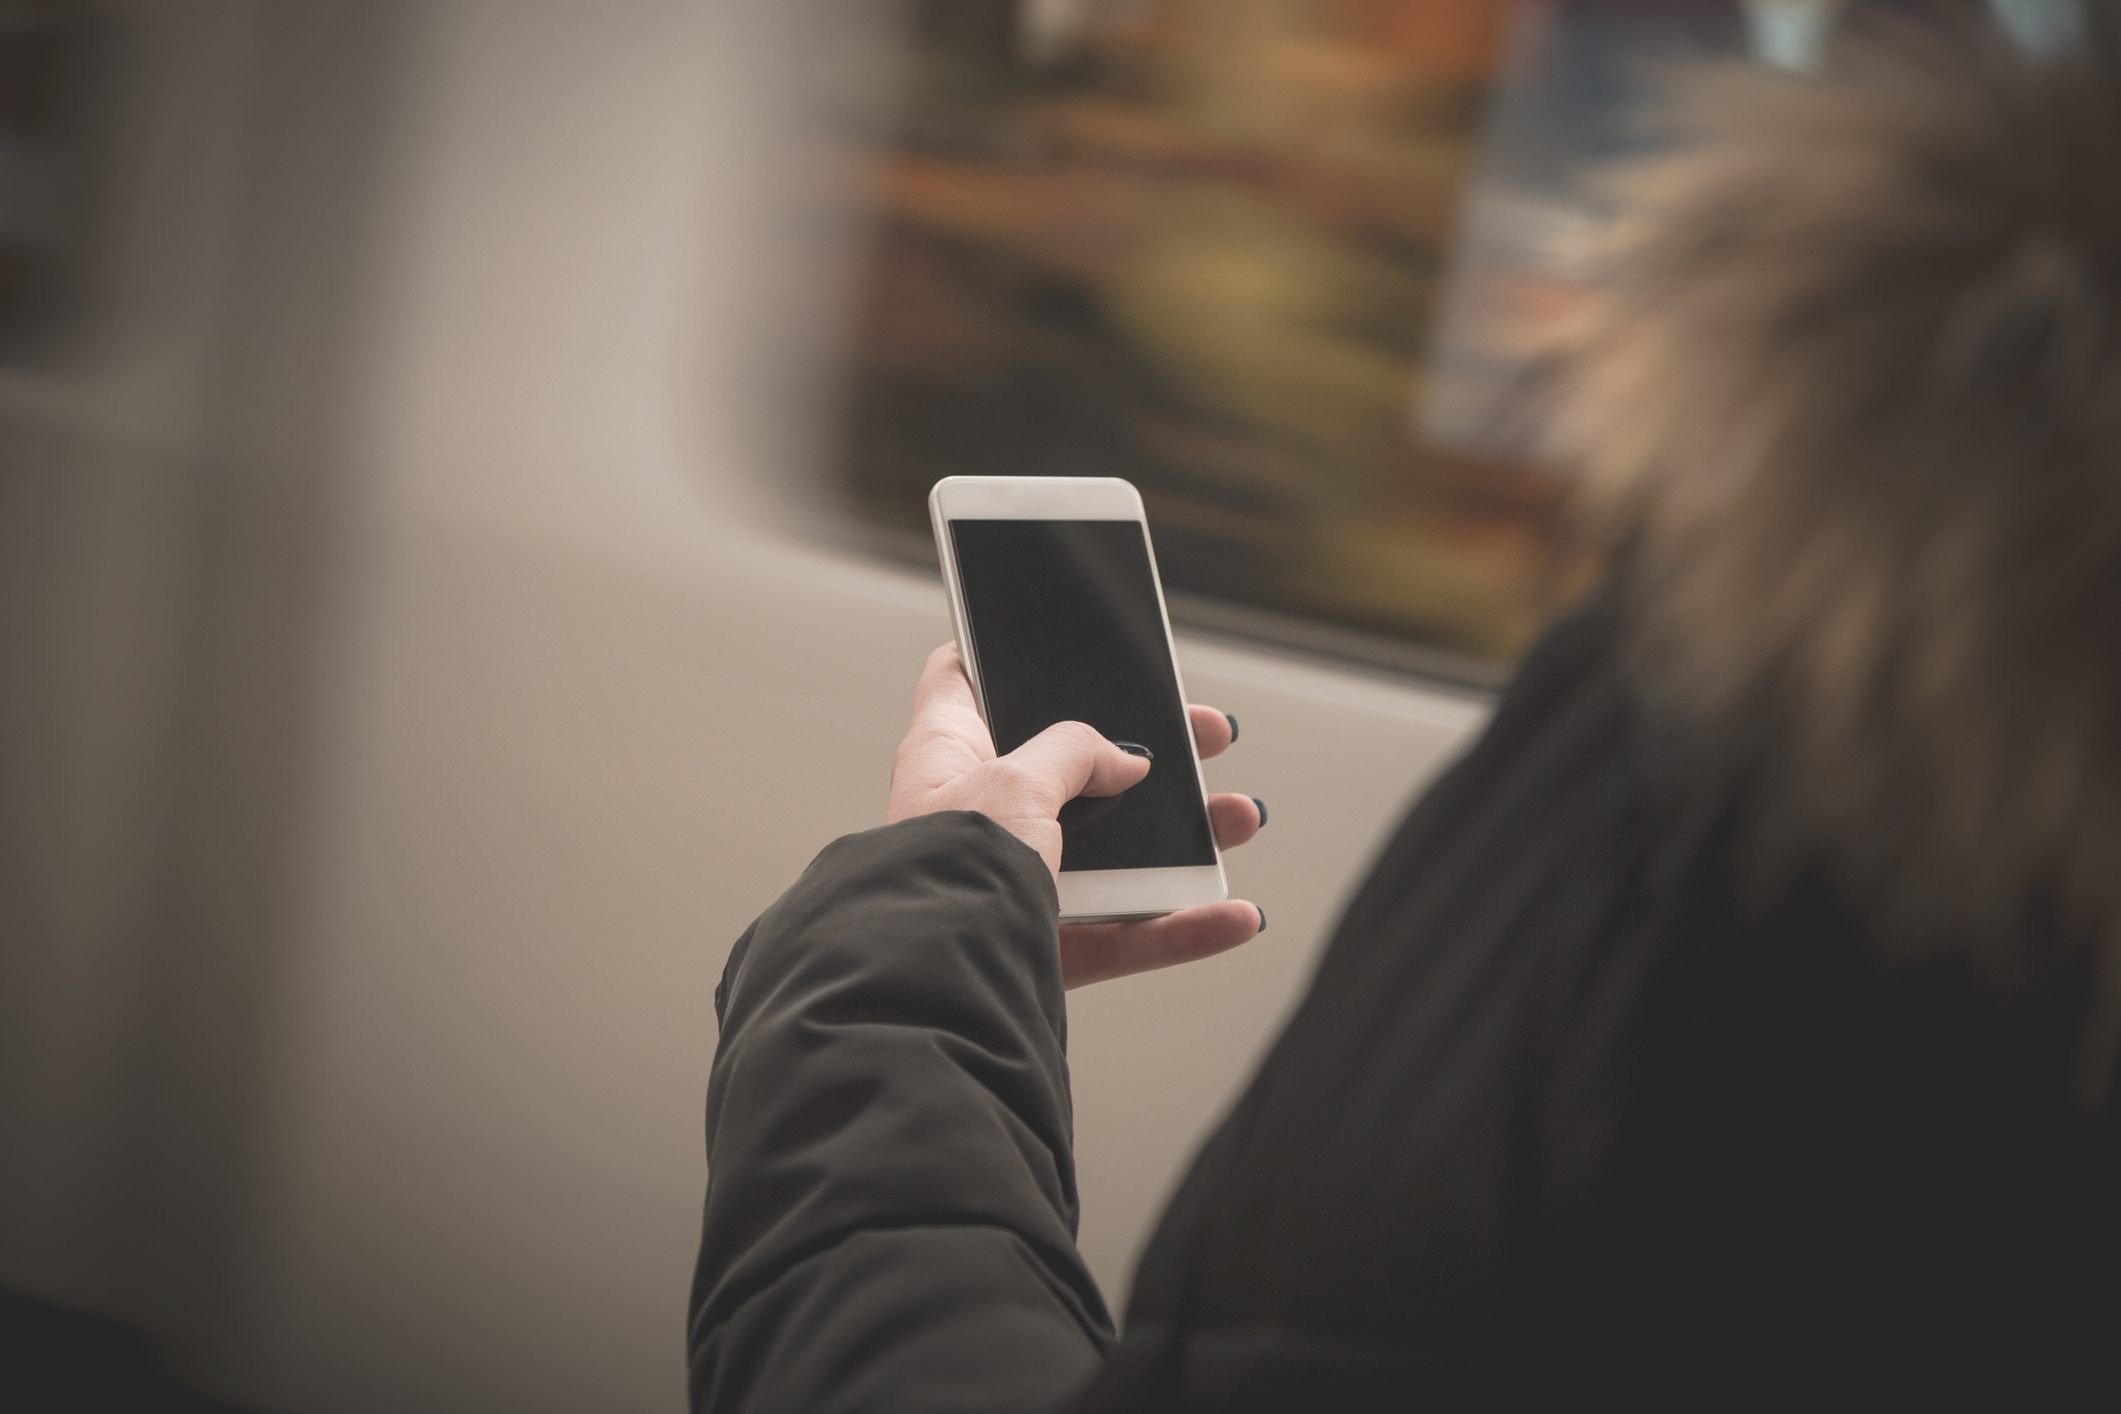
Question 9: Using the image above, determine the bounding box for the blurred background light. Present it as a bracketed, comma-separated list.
[1743, 0, 1847, 70]
[1989, 0, 2082, 54]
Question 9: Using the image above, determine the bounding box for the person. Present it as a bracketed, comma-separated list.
[688, 14, 2121, 1411]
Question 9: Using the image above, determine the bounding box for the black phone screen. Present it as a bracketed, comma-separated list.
[949, 519, 1217, 873]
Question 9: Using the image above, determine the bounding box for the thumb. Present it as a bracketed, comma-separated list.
[1004, 720, 1153, 811]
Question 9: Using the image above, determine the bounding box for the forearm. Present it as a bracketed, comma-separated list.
[689, 811, 1112, 1413]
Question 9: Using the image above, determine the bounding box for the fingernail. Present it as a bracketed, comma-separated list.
[1252, 797, 1267, 828]
[1255, 905, 1267, 932]
[1225, 713, 1239, 743]
[1114, 741, 1153, 761]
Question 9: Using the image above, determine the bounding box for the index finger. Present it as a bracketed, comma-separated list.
[907, 643, 995, 761]
[1189, 705, 1238, 759]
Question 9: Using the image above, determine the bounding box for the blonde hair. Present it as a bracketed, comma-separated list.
[1554, 16, 2121, 1106]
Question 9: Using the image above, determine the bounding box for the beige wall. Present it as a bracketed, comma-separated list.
[1, 4, 1487, 1411]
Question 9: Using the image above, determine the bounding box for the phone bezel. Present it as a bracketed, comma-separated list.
[929, 476, 1229, 922]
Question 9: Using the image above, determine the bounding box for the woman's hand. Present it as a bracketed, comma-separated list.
[888, 644, 1267, 988]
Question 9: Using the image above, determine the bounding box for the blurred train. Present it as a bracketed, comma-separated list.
[0, 2, 2077, 1411]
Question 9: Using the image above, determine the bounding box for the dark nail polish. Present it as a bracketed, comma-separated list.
[1114, 741, 1153, 761]
[1252, 797, 1267, 828]
[1255, 905, 1267, 932]
[1225, 713, 1240, 743]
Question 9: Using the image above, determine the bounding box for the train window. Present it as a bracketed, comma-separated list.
[817, 0, 2054, 683]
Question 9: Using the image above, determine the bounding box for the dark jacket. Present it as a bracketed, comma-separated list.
[688, 590, 2121, 1412]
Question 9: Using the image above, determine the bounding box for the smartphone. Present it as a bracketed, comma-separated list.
[929, 475, 1228, 922]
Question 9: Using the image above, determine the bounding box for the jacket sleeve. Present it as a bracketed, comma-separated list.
[688, 810, 1114, 1413]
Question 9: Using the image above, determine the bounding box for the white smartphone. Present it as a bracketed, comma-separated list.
[929, 475, 1228, 922]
